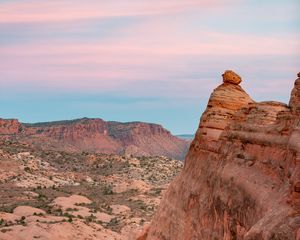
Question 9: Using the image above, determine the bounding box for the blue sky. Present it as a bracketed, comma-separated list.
[0, 0, 299, 134]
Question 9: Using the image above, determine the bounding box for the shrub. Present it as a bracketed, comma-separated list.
[102, 184, 114, 195]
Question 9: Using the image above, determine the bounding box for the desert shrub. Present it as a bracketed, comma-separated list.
[66, 208, 79, 212]
[102, 184, 114, 195]
[108, 217, 118, 226]
[85, 214, 96, 223]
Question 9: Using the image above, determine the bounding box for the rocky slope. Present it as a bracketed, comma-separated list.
[0, 118, 188, 160]
[142, 71, 300, 239]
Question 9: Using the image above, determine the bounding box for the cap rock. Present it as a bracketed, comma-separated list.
[222, 70, 242, 85]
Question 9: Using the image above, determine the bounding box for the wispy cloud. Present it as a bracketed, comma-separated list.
[0, 0, 232, 23]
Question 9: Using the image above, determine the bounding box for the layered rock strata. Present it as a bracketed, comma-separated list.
[144, 71, 300, 239]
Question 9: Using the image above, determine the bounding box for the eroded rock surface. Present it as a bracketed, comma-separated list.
[197, 74, 253, 141]
[144, 71, 300, 240]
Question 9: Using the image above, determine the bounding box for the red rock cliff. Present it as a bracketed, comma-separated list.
[144, 71, 300, 239]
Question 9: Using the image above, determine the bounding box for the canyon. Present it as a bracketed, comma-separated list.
[142, 71, 300, 239]
[0, 118, 188, 160]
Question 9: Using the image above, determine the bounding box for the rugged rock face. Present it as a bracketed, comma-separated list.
[22, 118, 120, 154]
[144, 71, 300, 239]
[0, 118, 188, 160]
[108, 121, 187, 158]
[0, 119, 23, 136]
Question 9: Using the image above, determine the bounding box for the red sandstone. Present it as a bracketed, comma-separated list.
[143, 71, 300, 240]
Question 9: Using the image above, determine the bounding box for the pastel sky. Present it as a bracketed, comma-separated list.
[0, 0, 299, 134]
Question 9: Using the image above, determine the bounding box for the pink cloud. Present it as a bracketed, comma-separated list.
[1, 33, 298, 96]
[0, 0, 231, 23]
[1, 27, 298, 58]
[0, 1, 298, 100]
[1, 23, 298, 84]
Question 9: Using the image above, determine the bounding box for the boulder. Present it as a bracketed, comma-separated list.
[222, 70, 242, 85]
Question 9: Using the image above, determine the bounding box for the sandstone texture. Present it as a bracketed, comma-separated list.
[143, 71, 300, 239]
[0, 118, 188, 160]
[197, 76, 253, 141]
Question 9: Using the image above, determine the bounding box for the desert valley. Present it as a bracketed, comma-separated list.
[0, 116, 187, 239]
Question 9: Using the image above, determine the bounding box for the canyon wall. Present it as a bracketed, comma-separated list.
[144, 71, 300, 239]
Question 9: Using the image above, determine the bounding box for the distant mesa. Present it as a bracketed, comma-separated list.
[0, 117, 189, 160]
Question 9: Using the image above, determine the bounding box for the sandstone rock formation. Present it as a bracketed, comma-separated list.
[197, 75, 253, 141]
[143, 71, 300, 239]
[0, 118, 188, 160]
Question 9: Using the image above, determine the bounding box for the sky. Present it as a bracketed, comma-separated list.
[0, 0, 299, 134]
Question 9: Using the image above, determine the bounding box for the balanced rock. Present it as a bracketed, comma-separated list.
[222, 70, 242, 85]
[196, 71, 253, 140]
